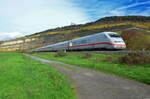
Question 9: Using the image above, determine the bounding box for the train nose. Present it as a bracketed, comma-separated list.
[113, 44, 126, 49]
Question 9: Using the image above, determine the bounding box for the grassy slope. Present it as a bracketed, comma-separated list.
[0, 53, 76, 99]
[31, 52, 150, 85]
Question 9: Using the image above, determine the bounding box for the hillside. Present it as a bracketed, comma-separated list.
[0, 16, 150, 52]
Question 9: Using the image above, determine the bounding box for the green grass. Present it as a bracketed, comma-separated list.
[30, 52, 150, 85]
[0, 53, 76, 99]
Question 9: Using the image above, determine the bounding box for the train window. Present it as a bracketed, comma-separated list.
[114, 41, 123, 43]
[104, 35, 107, 38]
[109, 34, 121, 38]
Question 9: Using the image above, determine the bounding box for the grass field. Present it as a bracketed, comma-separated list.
[30, 52, 150, 85]
[0, 53, 76, 99]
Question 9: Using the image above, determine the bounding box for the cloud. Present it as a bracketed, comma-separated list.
[0, 0, 90, 40]
[0, 32, 24, 41]
[0, 0, 150, 41]
[110, 0, 150, 16]
[116, 0, 150, 11]
[70, 0, 126, 20]
[12, 5, 89, 34]
[110, 10, 126, 16]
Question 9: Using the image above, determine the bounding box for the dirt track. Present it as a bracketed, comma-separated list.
[25, 54, 150, 99]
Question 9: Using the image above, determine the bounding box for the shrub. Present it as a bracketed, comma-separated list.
[119, 52, 150, 65]
[121, 29, 150, 50]
[54, 51, 68, 57]
[82, 53, 92, 59]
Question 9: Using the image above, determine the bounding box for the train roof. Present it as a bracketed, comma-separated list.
[70, 32, 118, 41]
[100, 32, 117, 34]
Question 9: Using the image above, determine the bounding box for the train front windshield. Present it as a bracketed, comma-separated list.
[109, 34, 121, 38]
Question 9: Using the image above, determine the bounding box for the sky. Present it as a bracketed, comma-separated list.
[0, 0, 150, 41]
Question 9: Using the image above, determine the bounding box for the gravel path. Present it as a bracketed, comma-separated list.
[25, 54, 150, 99]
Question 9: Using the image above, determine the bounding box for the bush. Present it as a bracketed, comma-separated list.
[82, 53, 92, 59]
[119, 52, 150, 65]
[121, 29, 150, 50]
[54, 51, 68, 57]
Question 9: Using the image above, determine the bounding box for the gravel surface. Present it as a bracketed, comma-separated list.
[25, 54, 150, 99]
[70, 50, 150, 54]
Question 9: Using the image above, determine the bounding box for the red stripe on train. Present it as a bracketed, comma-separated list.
[61, 42, 126, 48]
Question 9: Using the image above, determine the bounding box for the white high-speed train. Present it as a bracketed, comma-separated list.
[32, 32, 126, 52]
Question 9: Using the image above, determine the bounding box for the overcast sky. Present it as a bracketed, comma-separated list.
[0, 0, 150, 41]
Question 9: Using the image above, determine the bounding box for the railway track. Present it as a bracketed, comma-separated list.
[68, 50, 150, 54]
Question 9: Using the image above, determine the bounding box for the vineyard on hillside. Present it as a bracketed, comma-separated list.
[0, 16, 150, 52]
